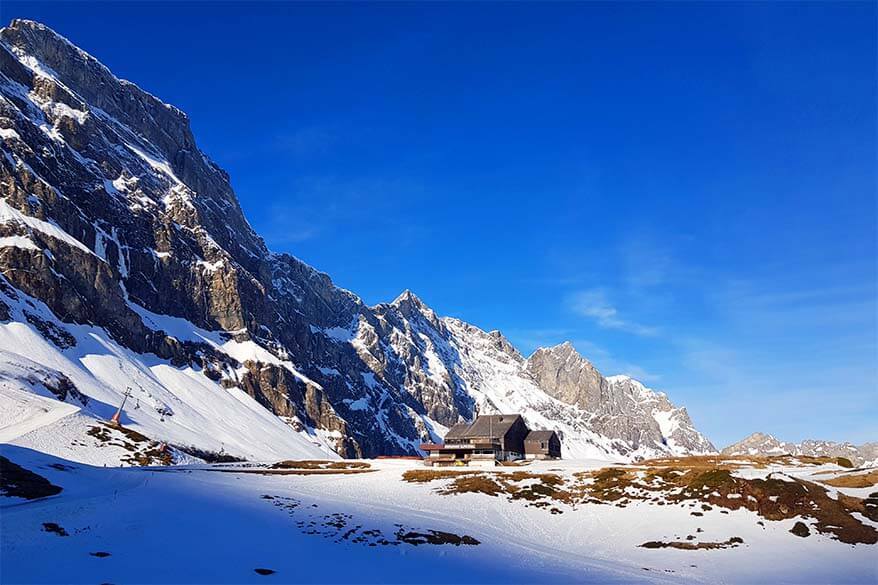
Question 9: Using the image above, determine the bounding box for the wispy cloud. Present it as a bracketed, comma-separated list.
[619, 236, 674, 290]
[567, 288, 659, 337]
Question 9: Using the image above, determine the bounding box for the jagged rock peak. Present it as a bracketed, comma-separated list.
[389, 289, 442, 327]
[529, 341, 599, 368]
[391, 289, 424, 307]
[6, 20, 103, 67]
[3, 19, 186, 117]
[551, 340, 576, 351]
[526, 341, 605, 410]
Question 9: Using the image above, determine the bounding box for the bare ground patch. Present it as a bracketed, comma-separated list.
[819, 469, 878, 489]
[271, 460, 371, 471]
[640, 537, 744, 550]
[86, 424, 172, 466]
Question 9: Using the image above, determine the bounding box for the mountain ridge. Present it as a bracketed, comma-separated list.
[0, 18, 715, 464]
[722, 432, 878, 467]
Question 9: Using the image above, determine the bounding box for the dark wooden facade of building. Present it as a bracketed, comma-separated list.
[422, 414, 561, 466]
[524, 430, 562, 459]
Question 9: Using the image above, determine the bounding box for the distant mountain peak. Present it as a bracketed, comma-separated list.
[7, 18, 69, 44]
[546, 340, 575, 351]
[392, 289, 422, 306]
[722, 433, 877, 466]
[390, 289, 440, 325]
[530, 340, 596, 369]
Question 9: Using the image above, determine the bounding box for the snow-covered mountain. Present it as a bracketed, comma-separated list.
[0, 19, 715, 463]
[722, 433, 878, 467]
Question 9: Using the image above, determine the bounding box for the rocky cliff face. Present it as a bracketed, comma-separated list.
[527, 342, 605, 409]
[722, 433, 878, 467]
[0, 19, 715, 462]
[527, 344, 715, 455]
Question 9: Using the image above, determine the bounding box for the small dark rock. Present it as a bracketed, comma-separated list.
[254, 568, 276, 576]
[41, 522, 68, 536]
[790, 521, 810, 538]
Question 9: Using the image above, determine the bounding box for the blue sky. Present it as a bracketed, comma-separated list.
[4, 2, 875, 446]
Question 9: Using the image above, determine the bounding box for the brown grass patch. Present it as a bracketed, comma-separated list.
[438, 474, 505, 497]
[819, 469, 878, 489]
[272, 460, 371, 471]
[401, 469, 481, 483]
[404, 469, 574, 507]
[630, 459, 878, 545]
[403, 457, 878, 544]
[87, 424, 172, 466]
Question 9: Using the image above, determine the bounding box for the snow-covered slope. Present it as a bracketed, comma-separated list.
[3, 447, 875, 584]
[0, 278, 336, 463]
[0, 18, 715, 464]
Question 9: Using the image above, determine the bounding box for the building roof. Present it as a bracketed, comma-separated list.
[444, 414, 524, 440]
[525, 430, 558, 442]
[443, 422, 472, 440]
